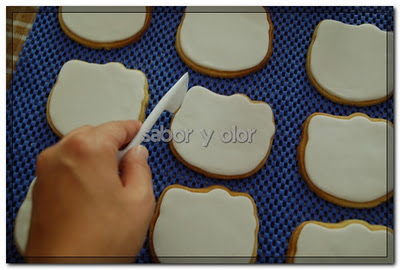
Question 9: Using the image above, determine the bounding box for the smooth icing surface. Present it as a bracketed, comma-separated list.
[171, 86, 275, 176]
[310, 20, 393, 101]
[61, 6, 147, 43]
[14, 178, 36, 255]
[304, 114, 393, 202]
[49, 60, 146, 136]
[152, 187, 257, 263]
[179, 6, 270, 71]
[294, 223, 393, 263]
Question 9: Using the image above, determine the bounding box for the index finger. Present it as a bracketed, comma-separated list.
[95, 120, 142, 150]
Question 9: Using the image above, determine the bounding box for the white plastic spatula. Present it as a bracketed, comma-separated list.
[118, 72, 189, 163]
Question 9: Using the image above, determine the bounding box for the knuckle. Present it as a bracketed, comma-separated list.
[138, 161, 152, 178]
[63, 133, 96, 157]
[149, 192, 156, 207]
[36, 149, 51, 171]
[142, 185, 155, 201]
[72, 124, 94, 134]
[129, 181, 155, 204]
[131, 155, 152, 174]
[124, 154, 153, 178]
[137, 187, 155, 208]
[144, 184, 155, 203]
[79, 124, 94, 130]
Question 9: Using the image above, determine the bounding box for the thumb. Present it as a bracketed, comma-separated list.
[120, 145, 152, 191]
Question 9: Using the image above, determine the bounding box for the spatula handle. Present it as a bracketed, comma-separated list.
[117, 103, 164, 163]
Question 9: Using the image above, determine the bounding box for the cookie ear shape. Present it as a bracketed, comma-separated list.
[287, 220, 393, 263]
[14, 178, 36, 256]
[47, 60, 149, 137]
[170, 86, 275, 179]
[298, 113, 393, 208]
[149, 185, 259, 263]
[176, 6, 273, 78]
[307, 20, 393, 106]
[59, 6, 152, 49]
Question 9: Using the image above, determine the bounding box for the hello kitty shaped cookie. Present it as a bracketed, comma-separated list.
[59, 6, 152, 49]
[47, 60, 148, 137]
[307, 20, 393, 106]
[170, 86, 275, 179]
[176, 6, 273, 77]
[14, 178, 36, 256]
[149, 185, 259, 263]
[298, 113, 393, 208]
[287, 220, 393, 263]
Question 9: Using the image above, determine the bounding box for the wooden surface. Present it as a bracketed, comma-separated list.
[6, 6, 38, 90]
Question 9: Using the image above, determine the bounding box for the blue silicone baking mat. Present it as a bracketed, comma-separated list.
[6, 6, 393, 263]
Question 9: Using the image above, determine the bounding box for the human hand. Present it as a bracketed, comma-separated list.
[25, 120, 155, 263]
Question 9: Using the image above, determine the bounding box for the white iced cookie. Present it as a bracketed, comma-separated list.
[176, 6, 273, 77]
[14, 178, 36, 256]
[298, 112, 393, 208]
[170, 86, 275, 179]
[287, 220, 393, 263]
[59, 6, 152, 49]
[47, 60, 148, 137]
[149, 185, 259, 263]
[307, 20, 394, 106]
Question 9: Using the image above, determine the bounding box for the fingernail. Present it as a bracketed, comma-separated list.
[134, 145, 149, 160]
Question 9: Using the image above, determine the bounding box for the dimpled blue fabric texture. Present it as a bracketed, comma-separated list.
[6, 6, 393, 263]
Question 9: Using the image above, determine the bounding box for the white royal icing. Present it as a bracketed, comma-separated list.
[48, 60, 146, 136]
[179, 6, 271, 71]
[171, 86, 275, 176]
[294, 222, 393, 263]
[310, 20, 393, 102]
[61, 6, 148, 43]
[152, 187, 258, 263]
[304, 114, 393, 203]
[14, 178, 36, 256]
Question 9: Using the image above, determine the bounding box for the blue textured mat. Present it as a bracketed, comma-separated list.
[6, 6, 393, 263]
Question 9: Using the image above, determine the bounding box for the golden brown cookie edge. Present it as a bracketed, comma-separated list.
[306, 21, 393, 107]
[286, 219, 393, 263]
[148, 184, 259, 263]
[168, 93, 275, 180]
[297, 112, 393, 208]
[46, 60, 149, 137]
[175, 7, 274, 78]
[58, 6, 152, 50]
